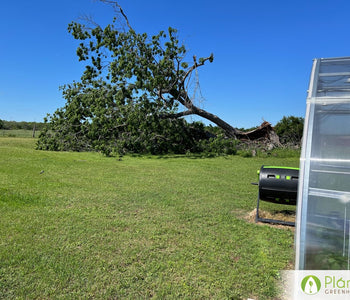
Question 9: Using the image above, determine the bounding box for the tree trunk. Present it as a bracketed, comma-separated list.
[166, 67, 280, 145]
[236, 121, 281, 146]
[168, 89, 242, 138]
[163, 106, 280, 146]
[191, 106, 241, 138]
[32, 124, 36, 138]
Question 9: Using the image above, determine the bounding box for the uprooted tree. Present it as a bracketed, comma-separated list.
[37, 0, 279, 155]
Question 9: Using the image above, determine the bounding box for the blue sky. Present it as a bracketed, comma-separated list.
[1, 0, 350, 128]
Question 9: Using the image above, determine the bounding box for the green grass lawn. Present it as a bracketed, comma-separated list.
[0, 137, 298, 299]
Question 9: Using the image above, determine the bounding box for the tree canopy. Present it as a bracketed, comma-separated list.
[274, 116, 304, 145]
[37, 0, 279, 155]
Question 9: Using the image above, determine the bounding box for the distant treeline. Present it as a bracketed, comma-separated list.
[0, 120, 45, 131]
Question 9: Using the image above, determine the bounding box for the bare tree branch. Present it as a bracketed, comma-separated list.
[159, 110, 194, 119]
[78, 14, 102, 30]
[97, 0, 133, 30]
[180, 53, 214, 88]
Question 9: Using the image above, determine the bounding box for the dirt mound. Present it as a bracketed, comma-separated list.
[244, 209, 296, 230]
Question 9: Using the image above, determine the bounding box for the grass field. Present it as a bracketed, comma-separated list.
[1, 129, 40, 138]
[0, 137, 299, 299]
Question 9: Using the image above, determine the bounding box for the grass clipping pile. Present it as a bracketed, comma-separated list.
[245, 209, 296, 229]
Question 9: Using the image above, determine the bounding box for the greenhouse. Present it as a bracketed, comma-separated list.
[296, 57, 350, 270]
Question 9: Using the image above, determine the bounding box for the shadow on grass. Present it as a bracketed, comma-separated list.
[128, 153, 235, 160]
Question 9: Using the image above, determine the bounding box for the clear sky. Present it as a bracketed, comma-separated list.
[1, 0, 350, 129]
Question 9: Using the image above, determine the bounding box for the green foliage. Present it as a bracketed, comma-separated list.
[204, 124, 225, 136]
[199, 134, 238, 156]
[37, 83, 208, 155]
[274, 116, 304, 145]
[0, 119, 3, 129]
[38, 15, 218, 155]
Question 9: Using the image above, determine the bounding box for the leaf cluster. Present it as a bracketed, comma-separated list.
[274, 116, 304, 145]
[197, 134, 239, 157]
[67, 19, 191, 105]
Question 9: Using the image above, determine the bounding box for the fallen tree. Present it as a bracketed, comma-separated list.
[37, 0, 280, 155]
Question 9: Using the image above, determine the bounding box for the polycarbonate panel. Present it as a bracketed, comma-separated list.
[303, 192, 350, 269]
[317, 58, 350, 97]
[311, 102, 350, 162]
[295, 57, 350, 270]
